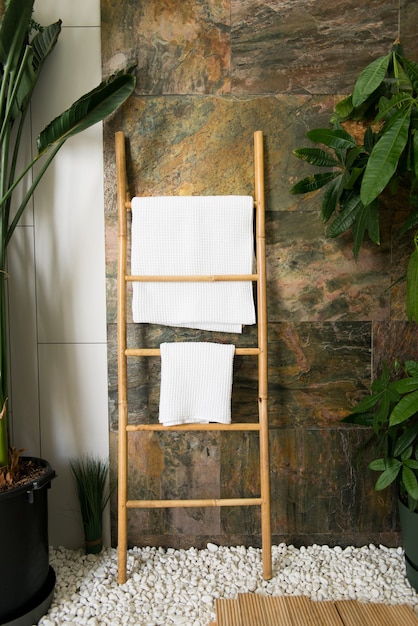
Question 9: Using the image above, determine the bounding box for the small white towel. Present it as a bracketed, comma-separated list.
[159, 342, 235, 426]
[131, 196, 255, 333]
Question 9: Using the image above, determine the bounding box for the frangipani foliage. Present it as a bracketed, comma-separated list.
[0, 0, 136, 471]
[290, 42, 418, 322]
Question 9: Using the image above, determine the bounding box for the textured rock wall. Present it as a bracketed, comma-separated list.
[102, 0, 418, 549]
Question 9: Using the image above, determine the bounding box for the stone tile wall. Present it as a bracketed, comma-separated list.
[102, 0, 418, 549]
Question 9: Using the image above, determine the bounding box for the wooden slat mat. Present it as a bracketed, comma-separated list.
[211, 594, 418, 626]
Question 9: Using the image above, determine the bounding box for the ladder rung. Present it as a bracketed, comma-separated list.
[125, 201, 258, 210]
[126, 422, 261, 432]
[126, 497, 263, 509]
[126, 274, 258, 282]
[125, 347, 260, 356]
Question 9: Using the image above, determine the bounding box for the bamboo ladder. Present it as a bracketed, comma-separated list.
[115, 130, 271, 584]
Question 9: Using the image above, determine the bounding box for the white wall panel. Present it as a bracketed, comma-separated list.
[8, 227, 39, 453]
[6, 0, 110, 548]
[34, 0, 101, 27]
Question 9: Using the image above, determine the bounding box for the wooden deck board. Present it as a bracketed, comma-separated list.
[211, 594, 418, 626]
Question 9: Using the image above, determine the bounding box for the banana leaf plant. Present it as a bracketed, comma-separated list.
[290, 41, 418, 322]
[343, 359, 418, 512]
[0, 0, 136, 473]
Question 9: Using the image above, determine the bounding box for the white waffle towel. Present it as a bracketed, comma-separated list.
[159, 342, 235, 426]
[131, 196, 255, 333]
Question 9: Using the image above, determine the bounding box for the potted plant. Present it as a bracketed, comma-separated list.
[0, 1, 135, 623]
[343, 359, 418, 591]
[290, 41, 418, 321]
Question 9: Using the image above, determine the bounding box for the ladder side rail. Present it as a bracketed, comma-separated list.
[254, 130, 272, 580]
[115, 131, 129, 584]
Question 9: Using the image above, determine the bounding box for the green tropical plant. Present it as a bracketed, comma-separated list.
[343, 359, 418, 512]
[0, 0, 136, 472]
[290, 41, 418, 321]
[70, 455, 111, 554]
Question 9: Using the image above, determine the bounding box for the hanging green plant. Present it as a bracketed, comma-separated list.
[70, 455, 112, 554]
[290, 41, 418, 321]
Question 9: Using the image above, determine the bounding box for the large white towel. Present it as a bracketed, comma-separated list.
[131, 196, 255, 333]
[159, 342, 235, 426]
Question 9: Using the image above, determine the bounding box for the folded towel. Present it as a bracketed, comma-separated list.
[131, 196, 255, 333]
[159, 342, 235, 426]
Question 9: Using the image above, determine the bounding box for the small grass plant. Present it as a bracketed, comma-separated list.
[70, 455, 111, 554]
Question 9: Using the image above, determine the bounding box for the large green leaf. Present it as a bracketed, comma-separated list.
[405, 361, 418, 377]
[389, 389, 418, 427]
[0, 0, 34, 127]
[333, 95, 353, 121]
[37, 71, 136, 155]
[375, 92, 414, 124]
[373, 460, 401, 491]
[403, 56, 418, 93]
[0, 0, 33, 69]
[402, 465, 418, 500]
[363, 126, 375, 154]
[290, 171, 341, 195]
[368, 458, 387, 472]
[394, 423, 418, 457]
[31, 20, 62, 73]
[352, 53, 391, 108]
[292, 147, 341, 168]
[374, 382, 392, 428]
[327, 194, 363, 237]
[392, 376, 418, 394]
[13, 22, 62, 117]
[351, 204, 368, 255]
[360, 107, 411, 206]
[345, 146, 365, 169]
[365, 200, 380, 244]
[306, 128, 357, 151]
[350, 391, 383, 413]
[5, 68, 136, 244]
[321, 175, 346, 222]
[392, 53, 414, 94]
[351, 200, 380, 258]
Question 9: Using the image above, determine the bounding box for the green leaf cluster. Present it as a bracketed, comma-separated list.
[290, 43, 418, 321]
[343, 360, 418, 511]
[0, 0, 136, 468]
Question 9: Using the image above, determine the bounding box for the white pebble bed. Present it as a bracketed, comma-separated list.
[39, 543, 418, 626]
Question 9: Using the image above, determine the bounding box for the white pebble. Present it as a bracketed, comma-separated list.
[36, 544, 418, 626]
[207, 542, 218, 552]
[201, 595, 213, 605]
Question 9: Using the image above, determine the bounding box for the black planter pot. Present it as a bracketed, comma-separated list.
[0, 457, 56, 626]
[398, 497, 418, 592]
